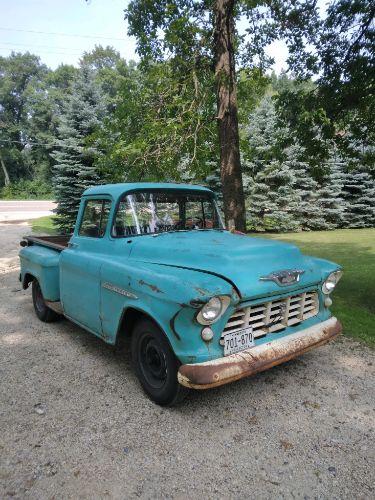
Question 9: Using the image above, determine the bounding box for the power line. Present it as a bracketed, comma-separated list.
[0, 27, 125, 41]
[0, 41, 83, 53]
[0, 46, 84, 57]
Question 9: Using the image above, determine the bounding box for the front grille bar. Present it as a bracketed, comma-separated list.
[220, 291, 319, 345]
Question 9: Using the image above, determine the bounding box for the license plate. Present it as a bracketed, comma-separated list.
[223, 327, 254, 356]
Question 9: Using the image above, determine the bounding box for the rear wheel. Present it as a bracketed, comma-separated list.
[32, 279, 61, 323]
[131, 319, 188, 406]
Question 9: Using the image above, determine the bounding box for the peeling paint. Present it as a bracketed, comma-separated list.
[194, 286, 211, 296]
[138, 279, 163, 294]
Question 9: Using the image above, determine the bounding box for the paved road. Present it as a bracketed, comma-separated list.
[0, 224, 374, 499]
[0, 200, 56, 222]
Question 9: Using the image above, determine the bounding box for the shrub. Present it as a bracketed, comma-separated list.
[0, 179, 53, 200]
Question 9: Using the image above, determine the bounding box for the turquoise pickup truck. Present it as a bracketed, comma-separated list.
[19, 183, 342, 405]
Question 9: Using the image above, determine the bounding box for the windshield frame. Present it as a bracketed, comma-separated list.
[111, 188, 225, 238]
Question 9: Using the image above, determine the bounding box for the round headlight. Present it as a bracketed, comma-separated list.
[322, 270, 343, 294]
[201, 297, 222, 321]
[196, 296, 230, 325]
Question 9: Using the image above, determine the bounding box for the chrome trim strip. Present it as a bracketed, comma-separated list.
[102, 282, 138, 299]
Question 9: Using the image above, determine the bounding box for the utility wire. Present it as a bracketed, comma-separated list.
[0, 46, 85, 56]
[0, 27, 125, 41]
[0, 41, 83, 53]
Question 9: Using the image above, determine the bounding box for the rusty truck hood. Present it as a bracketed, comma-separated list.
[129, 231, 329, 300]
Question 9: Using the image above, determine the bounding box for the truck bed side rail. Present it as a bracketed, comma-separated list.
[20, 235, 71, 252]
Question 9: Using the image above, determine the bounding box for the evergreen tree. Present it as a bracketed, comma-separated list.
[245, 158, 300, 232]
[283, 143, 326, 230]
[244, 97, 302, 232]
[52, 66, 106, 232]
[316, 156, 347, 229]
[342, 165, 375, 228]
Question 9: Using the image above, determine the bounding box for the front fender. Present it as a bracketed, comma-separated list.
[99, 259, 238, 363]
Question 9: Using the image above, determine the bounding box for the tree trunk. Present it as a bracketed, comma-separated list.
[0, 152, 10, 186]
[214, 0, 246, 231]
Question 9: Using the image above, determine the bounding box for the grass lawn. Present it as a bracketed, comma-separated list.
[31, 215, 58, 235]
[258, 229, 375, 347]
[30, 217, 374, 346]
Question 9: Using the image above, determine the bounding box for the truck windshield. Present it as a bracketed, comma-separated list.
[113, 190, 224, 237]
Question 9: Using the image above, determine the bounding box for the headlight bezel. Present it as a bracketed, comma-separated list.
[322, 270, 343, 294]
[196, 296, 230, 325]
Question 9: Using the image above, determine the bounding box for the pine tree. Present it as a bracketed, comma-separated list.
[52, 66, 106, 232]
[283, 143, 327, 230]
[245, 158, 300, 232]
[316, 156, 347, 229]
[244, 97, 303, 232]
[342, 165, 375, 228]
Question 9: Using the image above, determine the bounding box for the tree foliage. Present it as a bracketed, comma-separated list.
[0, 52, 77, 188]
[275, 0, 375, 161]
[52, 67, 107, 232]
[0, 3, 373, 234]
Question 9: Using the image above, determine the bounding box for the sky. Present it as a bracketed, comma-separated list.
[0, 0, 292, 72]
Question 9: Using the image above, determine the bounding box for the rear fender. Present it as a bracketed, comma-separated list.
[19, 246, 60, 301]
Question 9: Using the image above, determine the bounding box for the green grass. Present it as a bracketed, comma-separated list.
[255, 229, 375, 347]
[31, 215, 58, 235]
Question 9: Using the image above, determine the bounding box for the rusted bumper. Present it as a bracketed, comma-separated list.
[178, 317, 342, 389]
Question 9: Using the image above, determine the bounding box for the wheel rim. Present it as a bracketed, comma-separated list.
[139, 335, 167, 390]
[34, 282, 45, 313]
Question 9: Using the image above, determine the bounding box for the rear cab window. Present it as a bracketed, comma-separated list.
[79, 199, 111, 238]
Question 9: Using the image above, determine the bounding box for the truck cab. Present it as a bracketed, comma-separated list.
[19, 182, 342, 405]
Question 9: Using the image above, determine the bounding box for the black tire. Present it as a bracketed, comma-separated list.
[131, 319, 188, 406]
[32, 279, 61, 323]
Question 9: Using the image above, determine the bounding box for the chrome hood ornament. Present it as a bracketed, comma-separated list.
[259, 269, 305, 287]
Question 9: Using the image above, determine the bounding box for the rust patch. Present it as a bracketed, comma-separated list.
[138, 279, 163, 294]
[190, 298, 206, 308]
[178, 318, 342, 389]
[194, 286, 210, 296]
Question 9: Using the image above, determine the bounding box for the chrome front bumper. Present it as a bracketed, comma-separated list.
[178, 317, 342, 389]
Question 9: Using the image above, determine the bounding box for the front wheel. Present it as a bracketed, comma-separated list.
[131, 319, 188, 406]
[32, 279, 61, 323]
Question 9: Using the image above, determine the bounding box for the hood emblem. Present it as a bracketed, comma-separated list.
[259, 269, 305, 287]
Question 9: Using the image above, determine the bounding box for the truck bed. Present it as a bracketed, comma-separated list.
[22, 235, 70, 252]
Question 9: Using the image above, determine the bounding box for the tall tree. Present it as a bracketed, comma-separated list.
[316, 155, 347, 229]
[81, 45, 126, 111]
[342, 165, 375, 228]
[24, 64, 77, 184]
[0, 52, 48, 186]
[52, 67, 107, 232]
[97, 60, 217, 183]
[275, 0, 375, 162]
[284, 143, 326, 230]
[213, 0, 245, 230]
[243, 96, 299, 231]
[125, 0, 279, 230]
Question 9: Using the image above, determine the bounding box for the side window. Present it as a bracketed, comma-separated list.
[113, 197, 137, 236]
[79, 199, 111, 238]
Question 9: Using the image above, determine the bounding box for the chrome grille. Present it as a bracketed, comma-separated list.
[220, 291, 319, 344]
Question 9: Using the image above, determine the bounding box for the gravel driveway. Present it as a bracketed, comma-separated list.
[1, 223, 374, 499]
